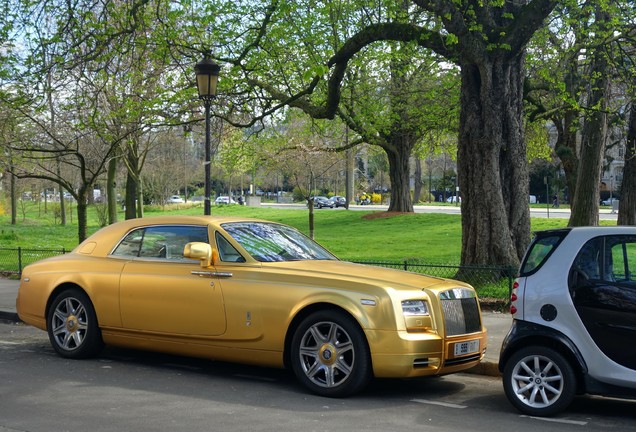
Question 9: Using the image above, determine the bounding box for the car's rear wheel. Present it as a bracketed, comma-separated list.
[291, 310, 371, 397]
[47, 288, 103, 359]
[502, 346, 576, 416]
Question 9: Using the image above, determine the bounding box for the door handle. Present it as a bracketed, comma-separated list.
[191, 271, 233, 278]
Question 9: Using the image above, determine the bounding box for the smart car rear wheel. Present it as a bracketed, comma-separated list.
[291, 310, 371, 397]
[503, 346, 576, 416]
[47, 288, 103, 359]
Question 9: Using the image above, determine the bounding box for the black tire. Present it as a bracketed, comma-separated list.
[502, 346, 576, 416]
[291, 310, 371, 397]
[47, 288, 103, 359]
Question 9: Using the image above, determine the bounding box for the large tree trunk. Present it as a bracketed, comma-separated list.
[568, 108, 606, 227]
[568, 8, 610, 227]
[618, 103, 636, 225]
[549, 59, 583, 204]
[386, 141, 414, 212]
[553, 109, 580, 203]
[458, 54, 530, 267]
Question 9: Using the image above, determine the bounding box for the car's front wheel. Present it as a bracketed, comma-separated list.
[47, 288, 103, 359]
[502, 346, 576, 416]
[291, 310, 371, 397]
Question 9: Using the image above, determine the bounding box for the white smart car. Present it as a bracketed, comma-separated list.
[499, 227, 636, 416]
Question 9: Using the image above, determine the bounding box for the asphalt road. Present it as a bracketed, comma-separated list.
[264, 203, 620, 221]
[1, 321, 635, 432]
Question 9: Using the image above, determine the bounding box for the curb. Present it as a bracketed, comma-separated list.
[465, 360, 500, 377]
[0, 311, 21, 323]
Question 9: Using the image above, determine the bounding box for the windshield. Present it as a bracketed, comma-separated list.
[221, 222, 338, 262]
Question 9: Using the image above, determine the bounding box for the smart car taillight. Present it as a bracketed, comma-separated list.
[510, 281, 519, 315]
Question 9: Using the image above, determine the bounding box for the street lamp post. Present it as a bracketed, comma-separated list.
[194, 56, 221, 215]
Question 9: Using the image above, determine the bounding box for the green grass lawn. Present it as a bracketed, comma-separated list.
[1, 201, 584, 262]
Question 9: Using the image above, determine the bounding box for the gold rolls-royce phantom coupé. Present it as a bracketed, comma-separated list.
[17, 215, 487, 397]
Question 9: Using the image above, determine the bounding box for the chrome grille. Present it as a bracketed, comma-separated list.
[440, 288, 482, 336]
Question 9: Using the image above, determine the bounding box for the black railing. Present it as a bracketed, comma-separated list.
[0, 248, 516, 299]
[352, 259, 517, 299]
[0, 247, 67, 276]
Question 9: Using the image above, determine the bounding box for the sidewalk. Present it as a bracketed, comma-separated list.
[0, 278, 509, 377]
[0, 278, 20, 323]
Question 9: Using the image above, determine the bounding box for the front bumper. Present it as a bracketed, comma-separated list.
[366, 328, 488, 378]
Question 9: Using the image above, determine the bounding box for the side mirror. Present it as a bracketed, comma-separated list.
[183, 242, 217, 267]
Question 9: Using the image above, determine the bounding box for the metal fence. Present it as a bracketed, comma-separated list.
[0, 248, 516, 299]
[352, 259, 516, 299]
[0, 247, 68, 277]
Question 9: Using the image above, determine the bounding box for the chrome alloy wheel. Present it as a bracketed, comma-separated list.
[509, 353, 565, 409]
[297, 321, 355, 389]
[51, 296, 89, 351]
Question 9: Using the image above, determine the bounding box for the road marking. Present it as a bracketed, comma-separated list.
[521, 415, 588, 426]
[410, 399, 467, 409]
[0, 340, 21, 345]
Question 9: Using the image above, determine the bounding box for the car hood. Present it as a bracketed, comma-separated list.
[258, 259, 468, 293]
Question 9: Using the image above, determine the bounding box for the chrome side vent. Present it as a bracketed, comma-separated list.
[413, 358, 430, 368]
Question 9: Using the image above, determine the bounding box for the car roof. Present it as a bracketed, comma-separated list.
[534, 226, 636, 239]
[75, 215, 283, 256]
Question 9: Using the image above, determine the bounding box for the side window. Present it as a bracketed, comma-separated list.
[570, 235, 636, 286]
[112, 230, 143, 257]
[572, 238, 602, 280]
[215, 233, 246, 263]
[139, 229, 170, 258]
[607, 236, 636, 283]
[111, 225, 208, 260]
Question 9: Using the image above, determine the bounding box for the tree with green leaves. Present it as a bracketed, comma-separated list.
[619, 102, 636, 225]
[524, 0, 634, 226]
[212, 0, 558, 266]
[218, 2, 462, 214]
[7, 0, 202, 239]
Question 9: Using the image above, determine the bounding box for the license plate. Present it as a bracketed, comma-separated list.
[454, 339, 480, 356]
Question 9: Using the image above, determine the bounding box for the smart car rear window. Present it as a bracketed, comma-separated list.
[520, 230, 569, 276]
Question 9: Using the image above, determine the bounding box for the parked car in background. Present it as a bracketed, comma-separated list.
[499, 227, 636, 416]
[215, 196, 236, 204]
[329, 196, 347, 208]
[601, 197, 619, 206]
[311, 196, 333, 208]
[166, 195, 184, 204]
[16, 215, 487, 398]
